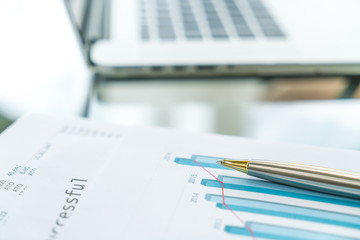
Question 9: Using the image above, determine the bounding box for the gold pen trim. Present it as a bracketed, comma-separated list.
[217, 160, 249, 174]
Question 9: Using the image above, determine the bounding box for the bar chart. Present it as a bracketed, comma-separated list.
[174, 155, 360, 239]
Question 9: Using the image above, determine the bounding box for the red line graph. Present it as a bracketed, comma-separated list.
[193, 159, 256, 240]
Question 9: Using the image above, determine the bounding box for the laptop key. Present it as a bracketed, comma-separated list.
[156, 0, 176, 40]
[225, 0, 255, 38]
[247, 0, 285, 38]
[178, 0, 202, 39]
[202, 0, 229, 39]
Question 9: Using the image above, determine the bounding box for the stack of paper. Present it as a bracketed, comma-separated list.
[0, 114, 359, 239]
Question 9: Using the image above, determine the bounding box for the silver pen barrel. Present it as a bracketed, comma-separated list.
[248, 160, 360, 199]
[219, 159, 360, 199]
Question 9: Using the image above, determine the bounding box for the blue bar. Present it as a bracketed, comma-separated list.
[191, 155, 223, 163]
[206, 194, 360, 229]
[201, 176, 360, 207]
[225, 222, 357, 240]
[174, 155, 229, 170]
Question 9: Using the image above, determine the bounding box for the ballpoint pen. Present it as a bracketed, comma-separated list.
[217, 159, 360, 199]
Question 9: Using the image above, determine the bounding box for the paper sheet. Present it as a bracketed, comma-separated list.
[0, 114, 359, 240]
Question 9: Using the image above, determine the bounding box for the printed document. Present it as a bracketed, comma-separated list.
[0, 114, 359, 239]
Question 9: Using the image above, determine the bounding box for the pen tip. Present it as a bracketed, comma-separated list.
[217, 159, 235, 165]
[216, 159, 250, 173]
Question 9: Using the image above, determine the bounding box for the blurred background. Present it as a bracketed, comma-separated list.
[1, 0, 360, 150]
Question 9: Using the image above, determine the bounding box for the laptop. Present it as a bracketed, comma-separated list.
[65, 0, 360, 78]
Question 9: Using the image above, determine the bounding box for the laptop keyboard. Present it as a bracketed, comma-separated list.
[140, 0, 285, 41]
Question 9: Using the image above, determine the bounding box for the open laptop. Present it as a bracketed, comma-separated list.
[65, 0, 360, 78]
